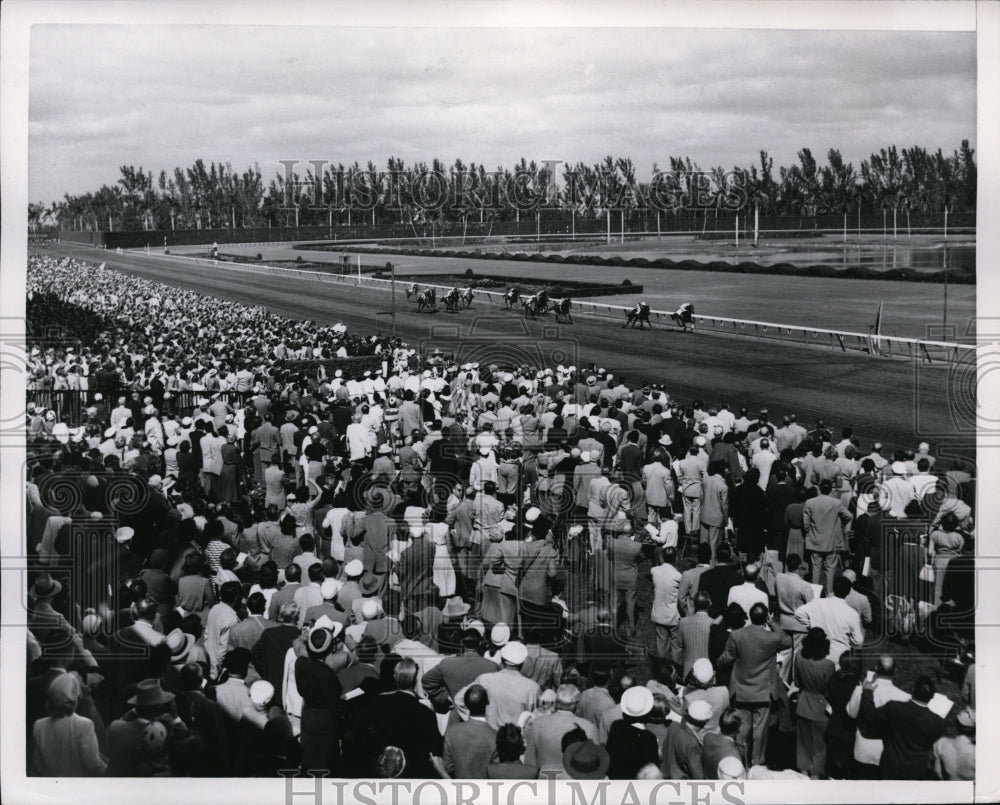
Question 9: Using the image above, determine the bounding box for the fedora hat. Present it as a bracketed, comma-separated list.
[563, 740, 610, 780]
[165, 628, 194, 665]
[128, 678, 175, 708]
[442, 597, 471, 618]
[30, 573, 62, 600]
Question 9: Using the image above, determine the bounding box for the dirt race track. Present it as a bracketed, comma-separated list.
[37, 243, 975, 461]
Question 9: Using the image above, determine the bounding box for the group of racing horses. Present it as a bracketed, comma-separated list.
[405, 282, 694, 331]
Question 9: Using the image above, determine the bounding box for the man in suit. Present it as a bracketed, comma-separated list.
[702, 708, 743, 779]
[250, 413, 280, 484]
[716, 602, 792, 767]
[474, 642, 541, 730]
[677, 591, 714, 680]
[774, 553, 815, 677]
[700, 461, 729, 559]
[679, 543, 713, 616]
[610, 530, 643, 635]
[422, 629, 496, 712]
[841, 569, 873, 638]
[642, 448, 675, 527]
[397, 528, 437, 611]
[577, 665, 615, 726]
[446, 487, 477, 596]
[859, 674, 946, 779]
[794, 575, 864, 664]
[443, 685, 498, 779]
[523, 684, 598, 772]
[650, 546, 682, 662]
[697, 543, 742, 620]
[661, 699, 713, 779]
[803, 478, 852, 594]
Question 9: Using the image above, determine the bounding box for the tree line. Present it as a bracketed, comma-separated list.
[32, 141, 975, 233]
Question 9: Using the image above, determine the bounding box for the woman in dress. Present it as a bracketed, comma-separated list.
[425, 507, 456, 600]
[928, 511, 966, 606]
[794, 627, 836, 779]
[219, 431, 243, 504]
[784, 486, 812, 562]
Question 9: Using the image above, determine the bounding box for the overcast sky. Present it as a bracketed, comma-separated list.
[29, 24, 976, 204]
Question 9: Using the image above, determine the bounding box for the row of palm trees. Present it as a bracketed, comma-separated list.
[33, 141, 975, 233]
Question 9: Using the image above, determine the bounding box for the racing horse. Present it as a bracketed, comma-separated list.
[417, 287, 437, 313]
[405, 283, 420, 301]
[550, 298, 573, 324]
[442, 287, 462, 313]
[522, 290, 550, 317]
[504, 287, 521, 310]
[461, 287, 475, 309]
[623, 301, 652, 329]
[670, 302, 695, 332]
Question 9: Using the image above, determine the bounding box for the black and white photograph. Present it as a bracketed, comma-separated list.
[2, 2, 997, 803]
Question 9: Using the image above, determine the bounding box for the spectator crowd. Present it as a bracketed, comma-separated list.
[23, 254, 976, 781]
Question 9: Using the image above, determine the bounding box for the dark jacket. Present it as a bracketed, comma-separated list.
[859, 690, 946, 779]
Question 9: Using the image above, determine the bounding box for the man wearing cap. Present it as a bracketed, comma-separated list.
[606, 686, 659, 779]
[660, 699, 713, 779]
[106, 678, 178, 776]
[295, 621, 346, 775]
[474, 641, 541, 730]
[215, 647, 269, 730]
[684, 658, 731, 734]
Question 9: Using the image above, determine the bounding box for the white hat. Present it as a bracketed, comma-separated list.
[249, 680, 274, 708]
[694, 435, 707, 447]
[580, 451, 592, 463]
[308, 426, 319, 436]
[658, 434, 673, 446]
[320, 578, 340, 599]
[115, 526, 135, 544]
[891, 461, 908, 475]
[687, 699, 713, 723]
[148, 475, 163, 488]
[692, 658, 715, 685]
[345, 559, 364, 578]
[491, 623, 511, 646]
[500, 640, 528, 666]
[524, 507, 541, 523]
[568, 524, 584, 538]
[717, 756, 745, 780]
[918, 441, 930, 452]
[621, 686, 654, 718]
[378, 443, 392, 454]
[361, 599, 383, 620]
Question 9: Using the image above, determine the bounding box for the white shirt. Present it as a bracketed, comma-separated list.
[845, 678, 910, 765]
[728, 582, 769, 615]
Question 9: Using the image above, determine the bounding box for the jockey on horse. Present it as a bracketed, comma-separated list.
[623, 301, 652, 329]
[417, 286, 437, 312]
[504, 287, 521, 310]
[443, 287, 461, 312]
[671, 302, 695, 331]
[406, 282, 419, 301]
[550, 298, 573, 323]
[461, 287, 475, 309]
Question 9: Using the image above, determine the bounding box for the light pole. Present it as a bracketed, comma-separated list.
[389, 261, 397, 338]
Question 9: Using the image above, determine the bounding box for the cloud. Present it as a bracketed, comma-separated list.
[28, 24, 975, 203]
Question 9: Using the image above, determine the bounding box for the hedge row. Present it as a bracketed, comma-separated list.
[296, 243, 973, 285]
